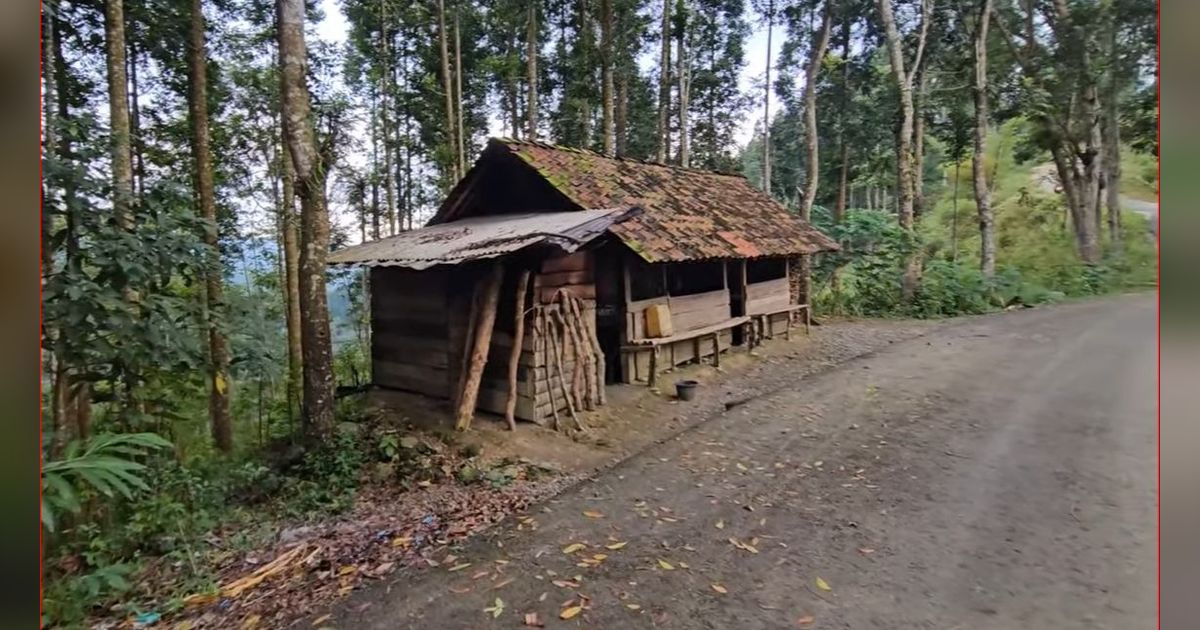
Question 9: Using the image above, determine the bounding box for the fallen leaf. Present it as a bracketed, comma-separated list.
[797, 615, 815, 625]
[583, 510, 605, 518]
[711, 584, 728, 594]
[562, 543, 587, 554]
[471, 570, 490, 580]
[605, 541, 628, 550]
[552, 579, 581, 588]
[448, 563, 472, 572]
[449, 585, 472, 594]
[657, 559, 675, 570]
[310, 614, 331, 626]
[539, 592, 548, 601]
[337, 565, 357, 576]
[241, 614, 261, 629]
[625, 603, 641, 610]
[493, 578, 515, 590]
[858, 547, 875, 555]
[815, 576, 832, 591]
[523, 612, 545, 627]
[715, 519, 725, 530]
[678, 561, 690, 569]
[560, 605, 583, 619]
[484, 597, 505, 618]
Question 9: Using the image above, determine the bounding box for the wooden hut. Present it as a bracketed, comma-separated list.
[328, 139, 839, 428]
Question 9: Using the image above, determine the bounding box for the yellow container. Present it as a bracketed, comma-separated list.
[644, 304, 673, 338]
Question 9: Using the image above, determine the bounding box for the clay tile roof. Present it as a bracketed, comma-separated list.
[484, 138, 839, 262]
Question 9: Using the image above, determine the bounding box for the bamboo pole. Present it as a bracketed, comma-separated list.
[454, 264, 503, 431]
[552, 302, 585, 411]
[504, 270, 531, 430]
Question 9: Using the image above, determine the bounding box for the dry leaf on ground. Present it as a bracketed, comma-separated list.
[711, 584, 728, 594]
[815, 576, 831, 591]
[560, 605, 583, 619]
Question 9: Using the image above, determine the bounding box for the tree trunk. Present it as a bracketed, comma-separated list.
[600, 0, 615, 155]
[800, 1, 832, 218]
[762, 1, 773, 193]
[380, 1, 396, 236]
[1103, 105, 1122, 248]
[279, 0, 336, 439]
[973, 0, 996, 277]
[913, 67, 928, 217]
[526, 3, 539, 140]
[455, 264, 504, 431]
[875, 0, 928, 299]
[657, 0, 671, 162]
[833, 8, 851, 221]
[188, 0, 233, 453]
[676, 0, 689, 167]
[615, 61, 629, 157]
[798, 1, 832, 311]
[105, 0, 134, 231]
[279, 126, 303, 424]
[577, 0, 592, 146]
[127, 37, 147, 205]
[454, 8, 465, 176]
[437, 0, 457, 182]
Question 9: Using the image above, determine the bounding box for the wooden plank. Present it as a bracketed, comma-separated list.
[668, 289, 729, 316]
[373, 360, 450, 398]
[535, 270, 593, 289]
[372, 290, 447, 315]
[745, 277, 789, 302]
[541, 251, 590, 273]
[746, 294, 792, 316]
[672, 303, 731, 333]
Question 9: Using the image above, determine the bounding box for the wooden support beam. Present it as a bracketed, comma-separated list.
[504, 269, 532, 430]
[648, 347, 658, 389]
[711, 333, 720, 368]
[454, 263, 503, 431]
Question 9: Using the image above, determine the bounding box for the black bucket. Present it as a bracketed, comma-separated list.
[675, 380, 699, 401]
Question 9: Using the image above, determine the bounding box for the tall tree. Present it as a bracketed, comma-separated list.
[675, 0, 690, 166]
[278, 0, 335, 438]
[188, 0, 233, 453]
[657, 0, 672, 161]
[600, 0, 615, 154]
[279, 127, 303, 422]
[833, 6, 851, 220]
[762, 0, 774, 192]
[799, 0, 833, 218]
[526, 2, 539, 139]
[105, 0, 134, 231]
[875, 0, 930, 298]
[972, 0, 995, 277]
[437, 0, 458, 181]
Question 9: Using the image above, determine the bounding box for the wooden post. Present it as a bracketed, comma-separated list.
[693, 337, 701, 364]
[538, 308, 561, 430]
[647, 347, 658, 389]
[503, 269, 531, 430]
[804, 305, 811, 334]
[711, 333, 720, 368]
[454, 264, 503, 431]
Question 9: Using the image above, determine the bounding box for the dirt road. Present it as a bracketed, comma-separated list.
[334, 294, 1156, 629]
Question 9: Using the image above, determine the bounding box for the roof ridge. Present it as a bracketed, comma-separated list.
[491, 137, 747, 179]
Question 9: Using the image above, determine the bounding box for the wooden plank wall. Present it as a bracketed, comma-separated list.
[371, 267, 452, 397]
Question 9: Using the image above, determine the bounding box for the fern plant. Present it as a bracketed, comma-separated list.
[42, 433, 172, 533]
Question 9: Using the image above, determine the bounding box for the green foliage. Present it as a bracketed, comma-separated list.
[42, 433, 173, 533]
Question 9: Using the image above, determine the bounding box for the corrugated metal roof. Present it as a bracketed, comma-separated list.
[327, 208, 637, 269]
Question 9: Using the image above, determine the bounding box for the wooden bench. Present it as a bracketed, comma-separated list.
[747, 304, 810, 347]
[621, 316, 750, 388]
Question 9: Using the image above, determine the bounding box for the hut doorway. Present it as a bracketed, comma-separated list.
[593, 246, 625, 383]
